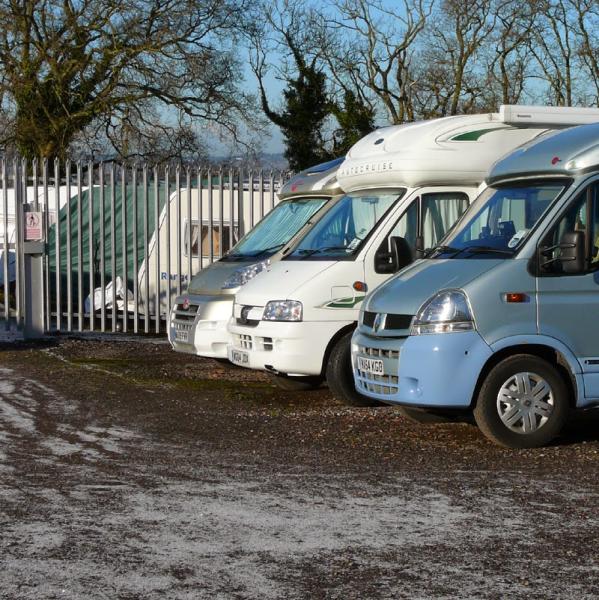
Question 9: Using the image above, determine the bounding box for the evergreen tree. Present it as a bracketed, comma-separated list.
[330, 90, 376, 156]
[260, 60, 332, 171]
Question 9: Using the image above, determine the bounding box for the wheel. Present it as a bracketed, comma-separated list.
[269, 373, 323, 391]
[398, 407, 457, 424]
[326, 332, 381, 406]
[473, 354, 570, 448]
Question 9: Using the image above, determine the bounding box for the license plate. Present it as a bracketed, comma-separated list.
[229, 348, 249, 366]
[175, 329, 189, 343]
[357, 356, 385, 376]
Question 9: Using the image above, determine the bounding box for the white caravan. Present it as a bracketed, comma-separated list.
[227, 105, 599, 402]
[137, 174, 285, 317]
[167, 158, 344, 358]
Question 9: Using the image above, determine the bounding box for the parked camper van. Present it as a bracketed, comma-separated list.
[351, 118, 599, 448]
[228, 106, 599, 404]
[168, 158, 344, 358]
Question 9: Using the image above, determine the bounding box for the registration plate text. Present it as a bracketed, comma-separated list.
[357, 356, 385, 375]
[175, 329, 189, 343]
[230, 349, 249, 366]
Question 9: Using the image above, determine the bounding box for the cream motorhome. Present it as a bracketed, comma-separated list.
[166, 159, 344, 358]
[227, 106, 599, 402]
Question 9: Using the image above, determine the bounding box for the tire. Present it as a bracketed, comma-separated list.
[473, 354, 570, 448]
[269, 373, 323, 391]
[398, 407, 458, 424]
[326, 332, 381, 407]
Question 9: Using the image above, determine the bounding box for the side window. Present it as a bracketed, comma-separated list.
[184, 221, 239, 257]
[373, 192, 469, 274]
[385, 201, 418, 250]
[421, 192, 469, 249]
[541, 184, 599, 274]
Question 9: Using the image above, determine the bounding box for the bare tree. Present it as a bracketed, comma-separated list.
[566, 0, 599, 105]
[485, 0, 541, 105]
[528, 0, 577, 105]
[415, 0, 497, 117]
[322, 0, 433, 124]
[247, 0, 337, 169]
[0, 0, 256, 161]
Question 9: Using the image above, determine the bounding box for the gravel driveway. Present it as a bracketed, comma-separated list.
[1, 337, 599, 599]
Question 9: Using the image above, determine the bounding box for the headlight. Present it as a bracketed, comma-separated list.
[263, 300, 303, 321]
[221, 260, 269, 289]
[411, 290, 474, 335]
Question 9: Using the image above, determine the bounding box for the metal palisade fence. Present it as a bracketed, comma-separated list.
[0, 159, 285, 335]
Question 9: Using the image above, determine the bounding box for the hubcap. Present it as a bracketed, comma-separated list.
[496, 371, 554, 434]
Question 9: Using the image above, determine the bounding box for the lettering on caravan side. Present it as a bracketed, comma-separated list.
[161, 272, 189, 282]
[338, 161, 394, 177]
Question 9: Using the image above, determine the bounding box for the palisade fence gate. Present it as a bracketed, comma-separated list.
[0, 159, 286, 335]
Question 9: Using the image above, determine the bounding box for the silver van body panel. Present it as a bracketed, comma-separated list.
[488, 123, 599, 185]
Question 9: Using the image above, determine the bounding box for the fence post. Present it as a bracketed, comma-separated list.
[22, 157, 45, 339]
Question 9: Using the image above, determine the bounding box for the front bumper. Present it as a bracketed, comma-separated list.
[168, 294, 234, 359]
[227, 319, 353, 376]
[351, 329, 493, 408]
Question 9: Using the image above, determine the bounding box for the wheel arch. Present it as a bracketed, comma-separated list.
[320, 322, 357, 377]
[471, 339, 582, 409]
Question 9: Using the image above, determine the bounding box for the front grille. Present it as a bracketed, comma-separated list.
[385, 314, 413, 330]
[362, 311, 412, 332]
[234, 334, 253, 350]
[363, 311, 376, 327]
[356, 373, 399, 396]
[174, 322, 192, 333]
[261, 337, 273, 351]
[355, 344, 400, 396]
[172, 302, 200, 322]
[357, 345, 399, 359]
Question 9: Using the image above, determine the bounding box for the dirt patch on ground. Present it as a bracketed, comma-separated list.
[1, 336, 599, 599]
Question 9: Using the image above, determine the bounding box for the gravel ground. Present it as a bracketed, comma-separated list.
[1, 336, 599, 599]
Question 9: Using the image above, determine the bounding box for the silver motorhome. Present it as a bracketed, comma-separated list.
[168, 158, 343, 358]
[352, 121, 599, 448]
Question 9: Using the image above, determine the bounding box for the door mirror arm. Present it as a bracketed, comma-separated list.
[539, 231, 585, 274]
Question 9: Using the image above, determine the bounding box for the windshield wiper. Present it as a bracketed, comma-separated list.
[223, 243, 285, 260]
[297, 246, 350, 259]
[246, 243, 285, 257]
[461, 246, 514, 256]
[428, 244, 514, 259]
[427, 245, 462, 258]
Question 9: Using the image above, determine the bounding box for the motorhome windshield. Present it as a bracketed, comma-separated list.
[222, 196, 328, 260]
[287, 190, 404, 260]
[429, 181, 567, 259]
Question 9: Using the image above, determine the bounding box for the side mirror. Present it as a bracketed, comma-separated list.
[374, 236, 413, 274]
[540, 230, 585, 274]
[560, 231, 585, 274]
[391, 236, 413, 271]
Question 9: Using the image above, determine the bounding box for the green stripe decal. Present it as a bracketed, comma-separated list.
[322, 295, 365, 309]
[451, 127, 508, 141]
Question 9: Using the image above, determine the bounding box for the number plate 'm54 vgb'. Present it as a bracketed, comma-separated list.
[357, 356, 385, 376]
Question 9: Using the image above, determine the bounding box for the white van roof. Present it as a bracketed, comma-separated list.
[337, 106, 599, 191]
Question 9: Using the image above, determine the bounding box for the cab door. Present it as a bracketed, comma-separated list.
[536, 181, 599, 400]
[366, 189, 471, 292]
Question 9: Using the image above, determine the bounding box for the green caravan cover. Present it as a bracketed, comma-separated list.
[48, 183, 168, 304]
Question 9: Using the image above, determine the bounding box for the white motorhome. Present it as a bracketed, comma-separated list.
[226, 106, 599, 402]
[166, 159, 344, 358]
